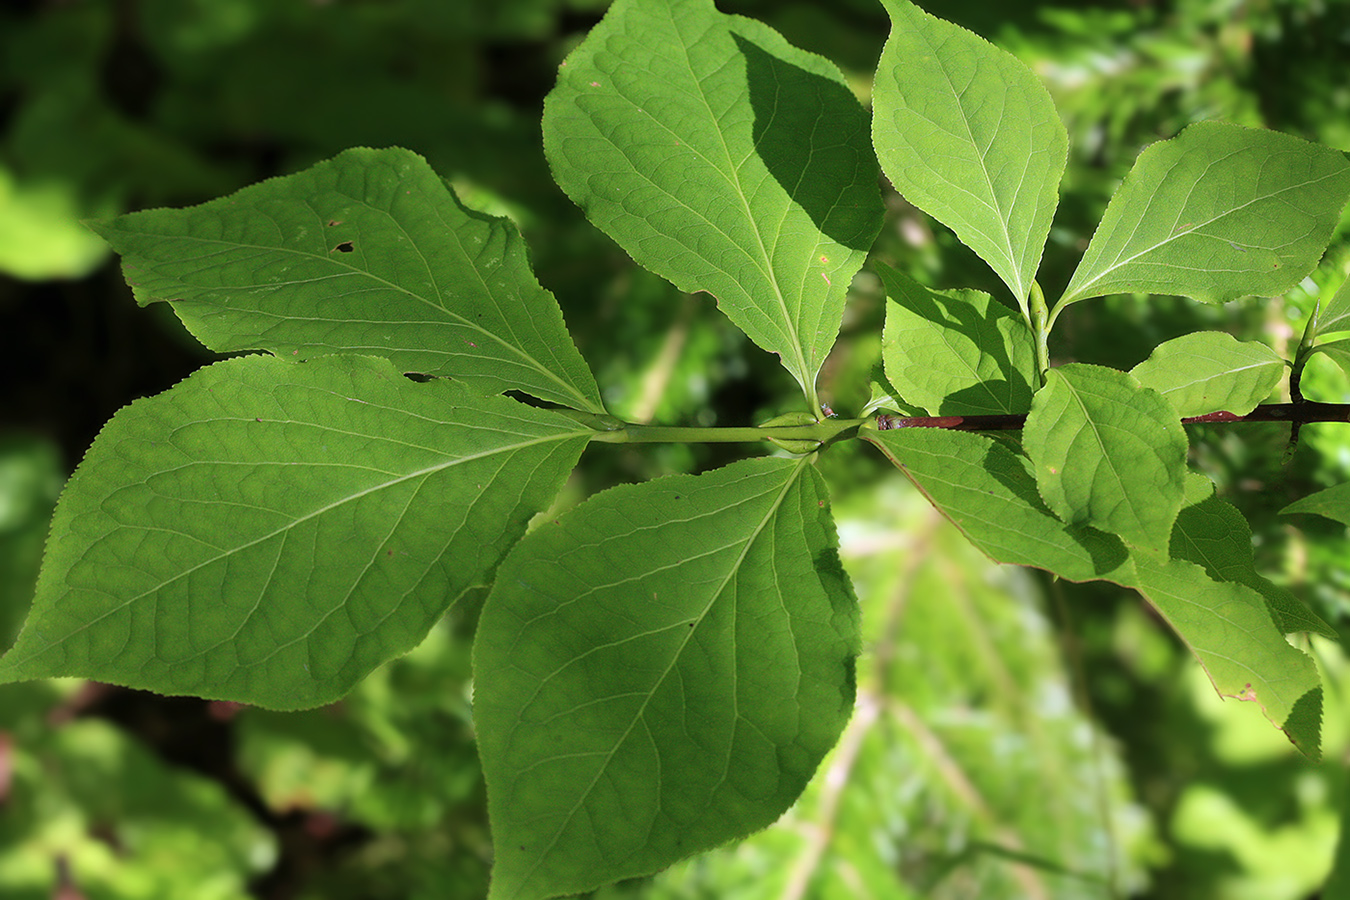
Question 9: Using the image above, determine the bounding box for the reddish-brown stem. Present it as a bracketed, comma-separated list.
[873, 402, 1350, 432]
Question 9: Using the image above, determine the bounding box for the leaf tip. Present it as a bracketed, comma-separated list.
[1282, 685, 1323, 761]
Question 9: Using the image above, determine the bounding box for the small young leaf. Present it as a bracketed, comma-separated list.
[1172, 474, 1336, 639]
[1311, 339, 1350, 382]
[877, 262, 1037, 416]
[474, 457, 859, 900]
[543, 0, 883, 404]
[90, 147, 606, 414]
[0, 355, 591, 709]
[1282, 482, 1350, 527]
[872, 0, 1067, 307]
[1023, 364, 1187, 554]
[1314, 273, 1350, 338]
[1061, 122, 1350, 306]
[1131, 331, 1285, 417]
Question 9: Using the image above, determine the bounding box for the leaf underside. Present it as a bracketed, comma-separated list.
[542, 0, 883, 402]
[872, 0, 1067, 307]
[1061, 122, 1350, 306]
[1024, 364, 1188, 555]
[865, 426, 1322, 757]
[877, 262, 1037, 416]
[90, 147, 605, 414]
[0, 355, 591, 709]
[1131, 331, 1285, 418]
[474, 456, 860, 900]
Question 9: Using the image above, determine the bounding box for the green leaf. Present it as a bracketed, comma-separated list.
[864, 426, 1324, 757]
[1311, 339, 1350, 382]
[1282, 482, 1350, 527]
[876, 262, 1037, 416]
[863, 426, 1131, 584]
[0, 354, 591, 709]
[1129, 556, 1322, 758]
[1314, 272, 1350, 338]
[871, 0, 1067, 307]
[474, 457, 859, 900]
[1130, 331, 1285, 417]
[1023, 364, 1187, 554]
[1061, 122, 1350, 306]
[1172, 475, 1336, 639]
[542, 0, 883, 405]
[89, 147, 605, 414]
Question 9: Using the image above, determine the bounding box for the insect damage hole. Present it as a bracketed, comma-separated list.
[332, 240, 355, 253]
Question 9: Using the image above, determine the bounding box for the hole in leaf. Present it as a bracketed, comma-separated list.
[333, 241, 354, 253]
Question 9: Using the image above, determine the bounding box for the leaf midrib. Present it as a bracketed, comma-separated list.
[1064, 160, 1347, 303]
[510, 457, 809, 893]
[6, 427, 588, 672]
[124, 223, 600, 413]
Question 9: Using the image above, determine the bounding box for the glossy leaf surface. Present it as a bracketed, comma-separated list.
[872, 0, 1066, 306]
[474, 457, 859, 900]
[1061, 122, 1350, 306]
[0, 354, 591, 709]
[877, 262, 1036, 415]
[91, 147, 605, 413]
[543, 0, 883, 403]
[1023, 364, 1187, 554]
[1131, 331, 1285, 417]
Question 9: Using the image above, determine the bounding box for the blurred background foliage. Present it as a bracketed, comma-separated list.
[2, 0, 1350, 897]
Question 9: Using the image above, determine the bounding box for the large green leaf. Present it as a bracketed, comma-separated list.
[474, 456, 859, 900]
[542, 0, 883, 405]
[872, 0, 1067, 307]
[1130, 331, 1285, 417]
[864, 426, 1323, 756]
[1061, 122, 1350, 306]
[877, 262, 1036, 416]
[1023, 364, 1187, 554]
[0, 354, 591, 709]
[90, 147, 605, 414]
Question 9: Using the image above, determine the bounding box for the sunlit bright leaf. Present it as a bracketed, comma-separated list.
[542, 0, 882, 405]
[1061, 122, 1350, 306]
[872, 0, 1066, 307]
[877, 262, 1037, 415]
[1024, 364, 1187, 554]
[90, 147, 606, 413]
[1131, 331, 1285, 417]
[474, 457, 859, 900]
[1314, 273, 1350, 337]
[0, 354, 591, 709]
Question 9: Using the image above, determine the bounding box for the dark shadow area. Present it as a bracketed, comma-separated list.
[734, 31, 881, 250]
